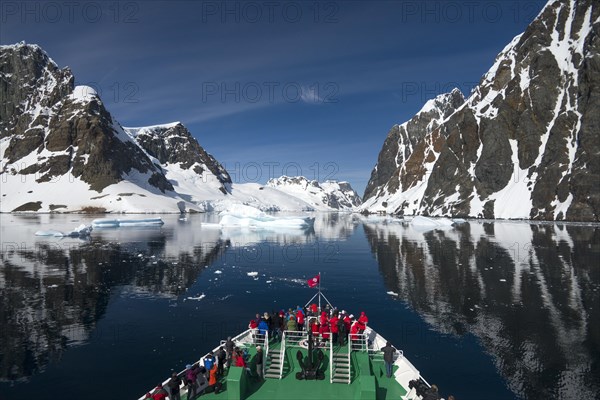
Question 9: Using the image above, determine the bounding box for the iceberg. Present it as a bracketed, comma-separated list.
[218, 204, 313, 229]
[92, 218, 164, 228]
[410, 216, 454, 227]
[408, 216, 455, 232]
[35, 224, 93, 238]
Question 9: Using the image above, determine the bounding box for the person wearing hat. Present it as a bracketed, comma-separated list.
[286, 314, 298, 331]
[358, 311, 369, 325]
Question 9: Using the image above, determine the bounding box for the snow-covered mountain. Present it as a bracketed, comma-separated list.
[362, 0, 599, 222]
[0, 43, 359, 213]
[0, 43, 203, 212]
[124, 122, 232, 200]
[266, 176, 362, 211]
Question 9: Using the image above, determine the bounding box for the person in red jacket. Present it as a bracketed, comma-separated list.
[249, 318, 258, 342]
[350, 319, 361, 345]
[319, 322, 330, 343]
[206, 364, 219, 393]
[296, 308, 305, 331]
[343, 314, 352, 333]
[311, 320, 320, 338]
[319, 311, 328, 326]
[151, 384, 168, 400]
[358, 311, 369, 325]
[249, 319, 258, 330]
[329, 314, 339, 345]
[310, 303, 318, 316]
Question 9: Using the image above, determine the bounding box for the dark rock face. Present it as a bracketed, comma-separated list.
[131, 123, 231, 186]
[0, 43, 73, 139]
[364, 0, 599, 221]
[0, 43, 232, 197]
[363, 89, 465, 201]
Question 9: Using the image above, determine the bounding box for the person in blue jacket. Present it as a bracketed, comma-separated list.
[258, 318, 269, 336]
[203, 353, 216, 379]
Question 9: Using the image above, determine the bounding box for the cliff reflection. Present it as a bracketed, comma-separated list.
[0, 231, 225, 382]
[363, 221, 599, 400]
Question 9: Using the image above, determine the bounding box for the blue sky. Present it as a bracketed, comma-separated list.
[1, 0, 546, 194]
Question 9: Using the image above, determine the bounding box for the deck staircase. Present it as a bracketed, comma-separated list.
[331, 351, 351, 383]
[264, 348, 284, 379]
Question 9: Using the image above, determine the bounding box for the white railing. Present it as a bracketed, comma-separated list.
[349, 333, 367, 352]
[283, 330, 306, 347]
[329, 334, 334, 383]
[279, 331, 286, 379]
[263, 330, 269, 378]
[346, 346, 351, 384]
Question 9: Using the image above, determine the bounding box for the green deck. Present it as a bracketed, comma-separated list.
[182, 340, 408, 400]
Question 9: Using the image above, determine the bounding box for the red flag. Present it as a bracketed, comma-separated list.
[307, 274, 320, 288]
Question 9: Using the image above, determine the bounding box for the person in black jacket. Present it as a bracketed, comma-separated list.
[423, 384, 441, 400]
[271, 311, 281, 341]
[167, 372, 181, 400]
[216, 346, 226, 377]
[255, 346, 264, 381]
[225, 336, 234, 368]
[380, 341, 397, 378]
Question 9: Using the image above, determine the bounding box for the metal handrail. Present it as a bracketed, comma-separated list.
[282, 330, 306, 347]
[347, 344, 351, 384]
[348, 333, 367, 351]
[279, 331, 286, 379]
[329, 334, 333, 383]
[263, 330, 269, 379]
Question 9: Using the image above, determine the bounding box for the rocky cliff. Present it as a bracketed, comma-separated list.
[0, 43, 230, 213]
[362, 0, 599, 221]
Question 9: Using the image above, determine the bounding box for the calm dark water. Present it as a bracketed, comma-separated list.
[0, 213, 598, 400]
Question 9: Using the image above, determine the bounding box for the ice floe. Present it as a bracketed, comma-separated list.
[92, 218, 164, 228]
[218, 204, 313, 229]
[35, 224, 93, 238]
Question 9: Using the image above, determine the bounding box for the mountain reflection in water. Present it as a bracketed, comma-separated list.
[0, 213, 598, 400]
[363, 220, 599, 400]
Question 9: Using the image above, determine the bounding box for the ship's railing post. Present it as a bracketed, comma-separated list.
[279, 331, 286, 379]
[348, 333, 367, 352]
[263, 330, 269, 379]
[329, 333, 333, 383]
[347, 345, 351, 384]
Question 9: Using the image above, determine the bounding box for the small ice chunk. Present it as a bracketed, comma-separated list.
[387, 291, 399, 296]
[499, 279, 507, 282]
[214, 270, 223, 274]
[186, 294, 206, 301]
[247, 272, 259, 277]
